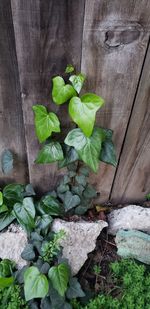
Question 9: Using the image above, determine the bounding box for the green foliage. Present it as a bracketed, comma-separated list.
[24, 266, 49, 301]
[1, 150, 13, 175]
[41, 230, 66, 262]
[69, 74, 86, 94]
[52, 76, 77, 105]
[0, 284, 28, 309]
[48, 263, 70, 297]
[13, 197, 35, 232]
[146, 193, 150, 200]
[65, 64, 75, 74]
[35, 142, 64, 164]
[0, 259, 15, 278]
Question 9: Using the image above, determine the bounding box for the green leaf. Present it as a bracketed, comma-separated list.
[3, 184, 24, 206]
[0, 212, 15, 231]
[83, 185, 97, 199]
[24, 184, 36, 197]
[57, 184, 69, 194]
[58, 145, 78, 169]
[32, 105, 60, 143]
[65, 128, 104, 173]
[48, 263, 70, 297]
[41, 298, 52, 309]
[35, 142, 64, 164]
[24, 266, 49, 301]
[64, 191, 80, 212]
[146, 193, 150, 201]
[69, 73, 86, 93]
[13, 197, 35, 231]
[0, 276, 14, 288]
[1, 150, 13, 174]
[65, 64, 75, 74]
[72, 185, 84, 197]
[52, 76, 76, 105]
[21, 244, 35, 261]
[66, 278, 85, 299]
[75, 175, 87, 187]
[41, 195, 64, 216]
[35, 214, 53, 234]
[69, 93, 104, 137]
[0, 259, 15, 277]
[0, 192, 3, 206]
[100, 129, 117, 167]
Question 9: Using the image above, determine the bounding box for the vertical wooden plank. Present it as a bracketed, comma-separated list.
[81, 0, 150, 203]
[111, 42, 150, 204]
[0, 0, 28, 186]
[11, 0, 85, 193]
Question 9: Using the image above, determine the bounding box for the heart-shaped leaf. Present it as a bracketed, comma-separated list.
[69, 73, 85, 93]
[35, 142, 64, 164]
[66, 277, 85, 299]
[58, 145, 78, 169]
[32, 105, 60, 143]
[21, 244, 35, 261]
[13, 197, 35, 231]
[52, 76, 76, 105]
[24, 266, 49, 301]
[40, 195, 64, 216]
[1, 150, 13, 174]
[65, 128, 104, 173]
[64, 191, 80, 211]
[65, 64, 75, 74]
[100, 129, 117, 167]
[0, 212, 15, 231]
[69, 93, 104, 137]
[48, 263, 70, 297]
[3, 184, 25, 206]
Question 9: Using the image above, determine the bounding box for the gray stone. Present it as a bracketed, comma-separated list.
[108, 205, 150, 235]
[0, 224, 28, 268]
[52, 219, 108, 275]
[116, 229, 150, 264]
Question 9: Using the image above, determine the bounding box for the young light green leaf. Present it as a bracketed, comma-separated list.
[69, 73, 86, 93]
[1, 150, 13, 174]
[64, 191, 80, 212]
[52, 76, 76, 105]
[0, 212, 15, 231]
[32, 105, 60, 143]
[13, 197, 35, 231]
[48, 263, 70, 297]
[24, 266, 49, 301]
[35, 142, 64, 164]
[0, 276, 14, 288]
[66, 278, 85, 299]
[0, 192, 3, 206]
[65, 64, 75, 74]
[69, 93, 104, 137]
[100, 128, 117, 167]
[65, 128, 104, 173]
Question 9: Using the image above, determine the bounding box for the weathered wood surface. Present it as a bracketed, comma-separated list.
[111, 43, 150, 203]
[11, 0, 85, 193]
[0, 0, 28, 186]
[81, 0, 150, 202]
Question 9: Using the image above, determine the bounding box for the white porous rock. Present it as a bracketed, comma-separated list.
[52, 219, 108, 275]
[108, 205, 150, 235]
[0, 224, 28, 268]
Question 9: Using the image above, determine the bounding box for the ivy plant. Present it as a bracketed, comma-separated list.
[33, 64, 117, 173]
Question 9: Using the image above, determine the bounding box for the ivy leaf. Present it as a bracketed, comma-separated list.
[48, 263, 70, 297]
[75, 175, 87, 187]
[1, 150, 13, 174]
[64, 191, 80, 212]
[65, 128, 104, 173]
[69, 93, 104, 137]
[0, 192, 3, 206]
[35, 142, 64, 164]
[100, 129, 117, 167]
[21, 244, 35, 261]
[66, 278, 85, 299]
[52, 76, 76, 105]
[13, 197, 35, 231]
[65, 64, 74, 74]
[3, 184, 24, 206]
[24, 184, 36, 197]
[58, 145, 78, 169]
[32, 105, 60, 143]
[41, 195, 64, 216]
[83, 185, 97, 199]
[69, 73, 86, 93]
[24, 266, 49, 301]
[0, 212, 15, 231]
[0, 277, 14, 288]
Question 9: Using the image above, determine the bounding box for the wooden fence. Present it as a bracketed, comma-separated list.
[0, 0, 150, 204]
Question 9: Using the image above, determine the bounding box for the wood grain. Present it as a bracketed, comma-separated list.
[11, 0, 85, 194]
[81, 0, 150, 203]
[0, 0, 28, 186]
[111, 42, 150, 204]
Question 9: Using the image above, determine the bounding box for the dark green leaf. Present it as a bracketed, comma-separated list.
[65, 64, 74, 74]
[67, 277, 85, 299]
[28, 300, 39, 309]
[69, 94, 104, 137]
[69, 73, 85, 93]
[75, 205, 88, 215]
[24, 266, 49, 301]
[58, 145, 79, 169]
[83, 185, 97, 199]
[24, 184, 36, 197]
[35, 142, 64, 164]
[49, 283, 65, 308]
[146, 193, 150, 201]
[0, 212, 15, 231]
[13, 197, 35, 232]
[41, 195, 64, 216]
[15, 266, 28, 284]
[0, 204, 8, 214]
[0, 259, 15, 277]
[57, 184, 69, 194]
[35, 214, 53, 234]
[40, 263, 50, 275]
[52, 76, 76, 105]
[75, 175, 87, 187]
[21, 244, 35, 261]
[31, 232, 43, 241]
[1, 150, 13, 174]
[64, 191, 80, 212]
[65, 128, 104, 173]
[79, 167, 90, 177]
[32, 105, 60, 143]
[48, 263, 70, 297]
[41, 298, 52, 309]
[72, 185, 84, 197]
[0, 276, 14, 288]
[3, 184, 24, 206]
[100, 128, 117, 167]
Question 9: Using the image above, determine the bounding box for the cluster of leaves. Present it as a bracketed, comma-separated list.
[72, 259, 150, 309]
[33, 64, 117, 173]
